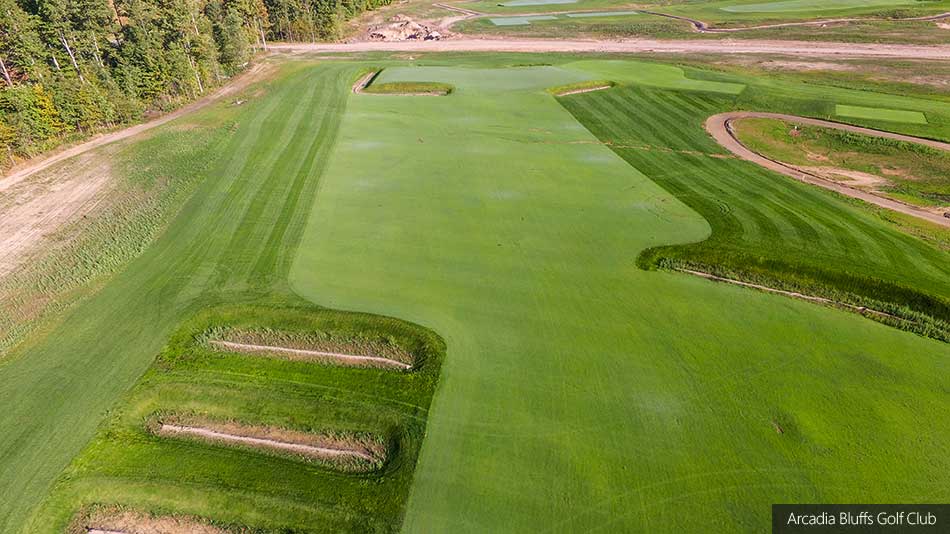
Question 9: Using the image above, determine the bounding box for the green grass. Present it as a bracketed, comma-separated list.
[565, 59, 747, 94]
[0, 60, 365, 532]
[719, 0, 918, 13]
[836, 104, 929, 124]
[31, 303, 444, 532]
[562, 85, 950, 338]
[289, 61, 950, 532]
[3, 54, 950, 534]
[734, 117, 950, 207]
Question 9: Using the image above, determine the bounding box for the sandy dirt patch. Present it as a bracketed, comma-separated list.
[705, 111, 950, 227]
[210, 339, 412, 369]
[796, 166, 889, 188]
[555, 84, 613, 96]
[758, 60, 855, 72]
[0, 153, 113, 277]
[156, 419, 382, 465]
[79, 508, 230, 534]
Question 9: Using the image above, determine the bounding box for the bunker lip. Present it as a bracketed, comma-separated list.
[352, 70, 379, 93]
[705, 111, 950, 228]
[77, 506, 232, 534]
[157, 423, 379, 462]
[554, 84, 613, 96]
[210, 339, 413, 369]
[678, 268, 901, 321]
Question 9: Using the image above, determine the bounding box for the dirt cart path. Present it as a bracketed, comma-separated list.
[0, 62, 274, 190]
[705, 112, 950, 228]
[272, 38, 950, 60]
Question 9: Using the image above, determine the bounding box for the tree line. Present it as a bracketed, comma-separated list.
[0, 0, 389, 168]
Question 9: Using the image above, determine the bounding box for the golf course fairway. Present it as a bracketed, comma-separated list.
[2, 57, 947, 533]
[290, 64, 949, 531]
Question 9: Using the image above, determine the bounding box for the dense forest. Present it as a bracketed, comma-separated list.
[0, 0, 388, 168]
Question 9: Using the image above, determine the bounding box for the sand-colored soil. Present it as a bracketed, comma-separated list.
[705, 111, 950, 227]
[0, 154, 112, 277]
[158, 423, 378, 462]
[555, 84, 612, 96]
[272, 39, 950, 60]
[210, 339, 413, 369]
[81, 509, 229, 534]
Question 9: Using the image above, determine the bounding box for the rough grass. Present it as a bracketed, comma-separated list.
[0, 61, 363, 532]
[734, 117, 950, 207]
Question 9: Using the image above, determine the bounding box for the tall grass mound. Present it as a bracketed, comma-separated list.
[363, 81, 454, 95]
[29, 303, 445, 533]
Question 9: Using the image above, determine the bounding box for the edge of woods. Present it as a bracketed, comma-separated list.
[36, 301, 446, 533]
[555, 65, 950, 344]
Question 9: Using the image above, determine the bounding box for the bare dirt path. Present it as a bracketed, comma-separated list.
[273, 39, 950, 60]
[211, 339, 413, 369]
[0, 62, 274, 189]
[159, 424, 376, 461]
[640, 10, 950, 33]
[705, 111, 950, 228]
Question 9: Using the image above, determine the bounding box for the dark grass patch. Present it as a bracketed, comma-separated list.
[362, 81, 454, 96]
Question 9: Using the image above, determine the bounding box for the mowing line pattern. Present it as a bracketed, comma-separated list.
[561, 86, 950, 333]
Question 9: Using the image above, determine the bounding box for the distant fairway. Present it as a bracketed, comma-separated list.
[3, 56, 949, 533]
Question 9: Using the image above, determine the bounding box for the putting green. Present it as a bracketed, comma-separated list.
[721, 0, 917, 13]
[564, 59, 747, 95]
[836, 104, 928, 124]
[290, 65, 949, 532]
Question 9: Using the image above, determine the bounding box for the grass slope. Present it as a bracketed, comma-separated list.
[31, 304, 444, 533]
[289, 62, 950, 532]
[0, 60, 379, 532]
[562, 85, 950, 336]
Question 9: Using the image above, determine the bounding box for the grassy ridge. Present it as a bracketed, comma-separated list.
[560, 85, 950, 338]
[363, 81, 455, 95]
[34, 304, 444, 533]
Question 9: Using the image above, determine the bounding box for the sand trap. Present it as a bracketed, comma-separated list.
[158, 423, 378, 462]
[80, 509, 230, 534]
[210, 339, 412, 369]
[556, 84, 613, 96]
